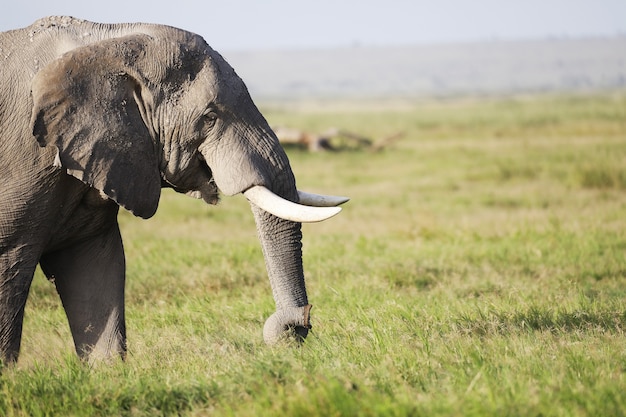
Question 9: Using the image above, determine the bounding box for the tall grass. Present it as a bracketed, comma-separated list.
[2, 93, 626, 416]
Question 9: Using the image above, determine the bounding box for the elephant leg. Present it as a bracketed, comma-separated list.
[40, 222, 127, 363]
[0, 251, 38, 364]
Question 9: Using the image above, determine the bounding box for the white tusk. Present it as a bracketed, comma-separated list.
[297, 190, 350, 207]
[244, 186, 341, 223]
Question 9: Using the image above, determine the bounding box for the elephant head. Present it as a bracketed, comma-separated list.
[28, 27, 347, 344]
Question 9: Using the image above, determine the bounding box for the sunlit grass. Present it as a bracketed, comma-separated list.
[3, 92, 626, 416]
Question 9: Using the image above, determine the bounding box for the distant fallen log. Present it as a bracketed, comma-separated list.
[368, 131, 405, 152]
[272, 126, 333, 152]
[273, 126, 404, 152]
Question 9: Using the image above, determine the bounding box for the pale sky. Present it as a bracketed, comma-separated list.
[1, 0, 624, 51]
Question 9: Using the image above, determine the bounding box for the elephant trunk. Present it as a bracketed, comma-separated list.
[250, 201, 312, 344]
[263, 304, 311, 344]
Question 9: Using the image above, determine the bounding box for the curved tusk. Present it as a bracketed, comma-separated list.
[244, 186, 341, 223]
[297, 190, 350, 207]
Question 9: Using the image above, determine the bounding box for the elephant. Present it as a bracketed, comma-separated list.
[0, 16, 348, 364]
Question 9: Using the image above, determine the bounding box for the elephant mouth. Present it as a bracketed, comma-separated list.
[184, 181, 220, 205]
[173, 151, 349, 222]
[162, 155, 220, 205]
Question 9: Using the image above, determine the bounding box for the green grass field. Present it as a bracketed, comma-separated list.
[2, 93, 626, 416]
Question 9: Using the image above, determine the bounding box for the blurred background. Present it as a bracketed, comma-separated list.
[2, 0, 625, 100]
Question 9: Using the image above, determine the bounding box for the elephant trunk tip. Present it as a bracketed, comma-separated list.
[263, 304, 312, 345]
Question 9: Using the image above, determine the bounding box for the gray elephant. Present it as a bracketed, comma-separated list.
[0, 16, 347, 364]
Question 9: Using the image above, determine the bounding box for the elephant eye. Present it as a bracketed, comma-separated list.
[203, 111, 218, 129]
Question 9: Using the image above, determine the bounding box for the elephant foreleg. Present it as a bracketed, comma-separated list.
[40, 223, 127, 363]
[0, 252, 38, 365]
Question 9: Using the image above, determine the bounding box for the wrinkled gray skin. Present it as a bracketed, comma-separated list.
[0, 16, 311, 364]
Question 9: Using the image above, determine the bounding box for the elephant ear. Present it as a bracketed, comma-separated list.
[30, 35, 161, 219]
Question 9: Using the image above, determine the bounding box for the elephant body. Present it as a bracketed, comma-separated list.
[0, 17, 342, 364]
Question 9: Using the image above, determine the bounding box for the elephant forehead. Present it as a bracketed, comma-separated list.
[196, 56, 246, 105]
